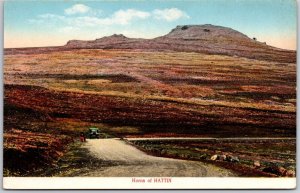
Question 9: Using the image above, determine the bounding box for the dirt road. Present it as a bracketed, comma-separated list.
[81, 138, 236, 177]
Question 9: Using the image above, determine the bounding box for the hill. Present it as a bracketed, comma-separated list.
[5, 24, 296, 63]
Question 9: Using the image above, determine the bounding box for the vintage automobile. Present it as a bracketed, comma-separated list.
[88, 127, 100, 139]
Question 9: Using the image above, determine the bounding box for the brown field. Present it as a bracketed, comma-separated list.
[4, 49, 296, 176]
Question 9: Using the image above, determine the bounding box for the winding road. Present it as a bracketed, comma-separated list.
[81, 138, 236, 177]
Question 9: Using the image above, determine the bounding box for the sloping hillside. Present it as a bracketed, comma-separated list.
[5, 24, 296, 63]
[63, 24, 296, 63]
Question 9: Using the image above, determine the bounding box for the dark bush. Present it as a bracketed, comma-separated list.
[181, 26, 189, 30]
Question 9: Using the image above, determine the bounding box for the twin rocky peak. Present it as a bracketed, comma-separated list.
[65, 24, 296, 63]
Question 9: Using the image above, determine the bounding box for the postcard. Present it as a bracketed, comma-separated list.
[3, 0, 296, 189]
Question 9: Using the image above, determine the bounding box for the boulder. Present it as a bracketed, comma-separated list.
[199, 154, 207, 159]
[286, 170, 296, 177]
[254, 161, 261, 168]
[227, 155, 239, 162]
[278, 167, 287, 176]
[219, 155, 227, 161]
[210, 154, 219, 161]
[160, 149, 166, 155]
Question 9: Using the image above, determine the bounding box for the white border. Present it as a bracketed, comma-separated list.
[1, 0, 299, 191]
[3, 177, 296, 189]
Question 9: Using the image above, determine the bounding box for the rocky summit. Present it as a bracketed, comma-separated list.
[161, 24, 250, 40]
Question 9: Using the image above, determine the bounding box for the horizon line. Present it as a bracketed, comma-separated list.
[4, 24, 297, 51]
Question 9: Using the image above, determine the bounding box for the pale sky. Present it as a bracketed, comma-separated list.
[4, 0, 297, 50]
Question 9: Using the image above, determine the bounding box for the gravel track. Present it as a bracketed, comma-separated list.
[82, 138, 236, 177]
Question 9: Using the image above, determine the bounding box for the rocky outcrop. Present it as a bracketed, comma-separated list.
[161, 24, 250, 40]
[66, 34, 144, 49]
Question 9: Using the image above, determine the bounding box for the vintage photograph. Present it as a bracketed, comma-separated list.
[3, 0, 297, 189]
